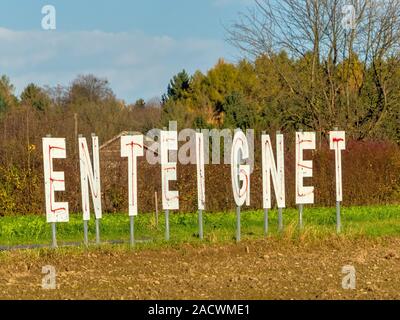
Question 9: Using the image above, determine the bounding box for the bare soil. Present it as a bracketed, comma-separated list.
[1, 237, 400, 300]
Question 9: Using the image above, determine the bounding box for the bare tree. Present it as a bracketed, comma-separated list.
[227, 0, 400, 138]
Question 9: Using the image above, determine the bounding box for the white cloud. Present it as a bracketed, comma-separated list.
[0, 28, 229, 102]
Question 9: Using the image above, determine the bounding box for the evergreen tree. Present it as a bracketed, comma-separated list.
[162, 70, 191, 103]
[20, 83, 51, 111]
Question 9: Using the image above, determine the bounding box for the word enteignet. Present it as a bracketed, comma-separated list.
[42, 129, 346, 231]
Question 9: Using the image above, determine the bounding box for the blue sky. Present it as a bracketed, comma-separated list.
[0, 0, 252, 103]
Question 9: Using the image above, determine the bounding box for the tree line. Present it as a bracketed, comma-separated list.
[0, 0, 400, 215]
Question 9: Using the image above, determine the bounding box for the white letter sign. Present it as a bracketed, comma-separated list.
[121, 135, 144, 216]
[161, 130, 179, 210]
[196, 132, 205, 210]
[330, 131, 346, 202]
[42, 137, 69, 223]
[295, 132, 316, 204]
[262, 133, 285, 209]
[231, 130, 250, 207]
[79, 136, 102, 221]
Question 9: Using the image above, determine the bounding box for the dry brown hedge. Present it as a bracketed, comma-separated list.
[1, 136, 399, 216]
[99, 138, 400, 214]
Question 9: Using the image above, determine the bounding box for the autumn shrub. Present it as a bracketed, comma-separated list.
[0, 165, 42, 216]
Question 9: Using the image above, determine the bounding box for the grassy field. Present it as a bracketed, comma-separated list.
[2, 205, 400, 300]
[1, 205, 400, 248]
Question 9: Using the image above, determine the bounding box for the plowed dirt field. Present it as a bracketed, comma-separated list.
[1, 237, 399, 299]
